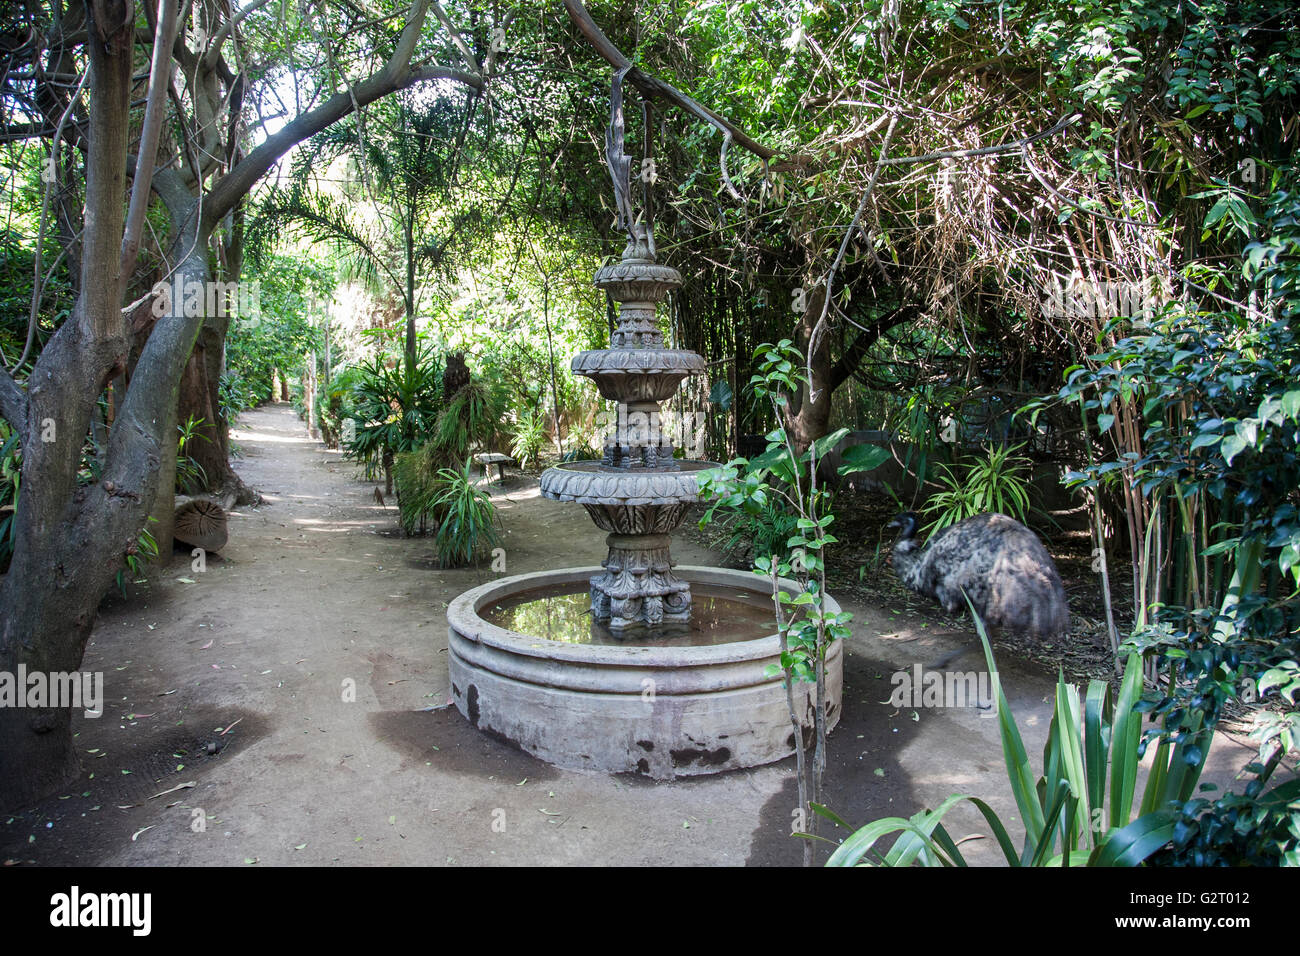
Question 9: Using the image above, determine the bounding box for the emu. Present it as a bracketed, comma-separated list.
[887, 512, 1070, 641]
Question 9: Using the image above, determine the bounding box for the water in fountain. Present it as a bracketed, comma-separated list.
[482, 583, 776, 647]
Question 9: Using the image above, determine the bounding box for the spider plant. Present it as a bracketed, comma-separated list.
[510, 409, 547, 470]
[429, 460, 501, 567]
[176, 414, 209, 494]
[922, 442, 1033, 533]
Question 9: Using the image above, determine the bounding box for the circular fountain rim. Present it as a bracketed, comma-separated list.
[448, 565, 839, 668]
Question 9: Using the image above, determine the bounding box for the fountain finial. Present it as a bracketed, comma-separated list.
[606, 66, 658, 263]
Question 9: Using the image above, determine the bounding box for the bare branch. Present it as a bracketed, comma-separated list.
[13, 67, 89, 373]
[203, 0, 277, 69]
[807, 116, 898, 403]
[120, 0, 178, 282]
[0, 374, 28, 443]
[563, 0, 779, 163]
[877, 112, 1080, 167]
[430, 1, 481, 75]
[202, 0, 482, 227]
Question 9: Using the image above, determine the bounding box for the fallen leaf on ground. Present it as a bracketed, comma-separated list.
[149, 781, 195, 800]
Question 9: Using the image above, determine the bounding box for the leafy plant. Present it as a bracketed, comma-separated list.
[393, 444, 443, 537]
[175, 414, 209, 495]
[217, 370, 254, 421]
[344, 349, 443, 492]
[114, 519, 159, 597]
[822, 611, 1229, 867]
[1042, 187, 1300, 860]
[1152, 764, 1300, 866]
[0, 419, 19, 573]
[433, 379, 506, 465]
[510, 409, 547, 470]
[698, 339, 888, 865]
[706, 500, 801, 566]
[921, 443, 1033, 533]
[429, 460, 501, 567]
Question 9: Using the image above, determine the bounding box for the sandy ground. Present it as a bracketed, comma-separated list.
[1, 404, 1260, 866]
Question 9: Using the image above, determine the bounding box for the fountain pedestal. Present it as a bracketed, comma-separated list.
[590, 533, 690, 629]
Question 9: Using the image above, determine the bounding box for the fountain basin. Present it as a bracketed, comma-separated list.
[447, 566, 843, 778]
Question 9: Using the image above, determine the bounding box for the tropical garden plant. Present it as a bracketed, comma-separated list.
[428, 460, 501, 568]
[510, 410, 548, 470]
[821, 610, 1298, 866]
[344, 349, 443, 494]
[921, 443, 1034, 533]
[175, 415, 209, 495]
[699, 339, 889, 865]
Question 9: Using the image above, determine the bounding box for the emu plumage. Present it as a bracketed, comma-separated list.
[888, 512, 1070, 640]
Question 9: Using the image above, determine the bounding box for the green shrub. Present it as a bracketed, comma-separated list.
[0, 419, 19, 573]
[922, 442, 1033, 533]
[430, 460, 500, 567]
[510, 409, 547, 470]
[175, 414, 208, 495]
[344, 349, 443, 488]
[822, 613, 1207, 866]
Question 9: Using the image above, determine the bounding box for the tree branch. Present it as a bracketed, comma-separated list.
[201, 0, 482, 226]
[430, 0, 480, 75]
[829, 306, 912, 391]
[203, 0, 277, 69]
[563, 0, 777, 162]
[0, 373, 28, 443]
[120, 0, 178, 282]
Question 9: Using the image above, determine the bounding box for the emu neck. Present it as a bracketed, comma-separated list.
[892, 538, 925, 592]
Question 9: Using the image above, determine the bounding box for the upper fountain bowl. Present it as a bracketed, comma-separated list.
[571, 349, 705, 403]
[592, 256, 682, 303]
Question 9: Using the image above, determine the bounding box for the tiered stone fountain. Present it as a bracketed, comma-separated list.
[444, 235, 844, 777]
[535, 232, 706, 631]
[444, 79, 841, 777]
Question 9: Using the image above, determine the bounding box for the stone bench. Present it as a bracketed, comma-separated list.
[473, 452, 514, 483]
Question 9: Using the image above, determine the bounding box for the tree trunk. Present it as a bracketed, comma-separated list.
[175, 320, 258, 504]
[787, 287, 836, 452]
[0, 0, 483, 812]
[0, 15, 146, 809]
[786, 294, 915, 452]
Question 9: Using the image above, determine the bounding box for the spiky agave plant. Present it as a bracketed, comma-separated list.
[817, 606, 1225, 867]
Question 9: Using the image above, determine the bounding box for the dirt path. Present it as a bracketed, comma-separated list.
[2, 404, 1256, 866]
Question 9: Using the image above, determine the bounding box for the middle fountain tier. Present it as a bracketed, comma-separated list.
[539, 236, 714, 633]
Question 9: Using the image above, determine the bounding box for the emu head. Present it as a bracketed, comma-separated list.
[886, 512, 921, 542]
[886, 511, 925, 589]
